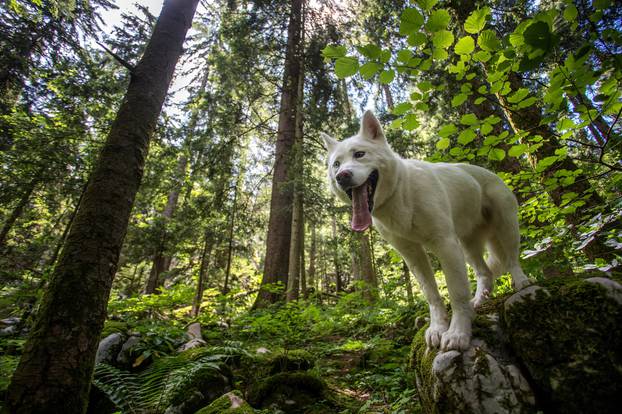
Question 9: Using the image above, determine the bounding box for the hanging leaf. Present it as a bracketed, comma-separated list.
[473, 50, 491, 62]
[523, 21, 552, 51]
[488, 148, 506, 161]
[464, 7, 490, 34]
[379, 69, 395, 84]
[397, 49, 414, 63]
[460, 113, 478, 125]
[400, 8, 424, 36]
[480, 123, 493, 135]
[432, 30, 454, 49]
[436, 137, 450, 150]
[508, 144, 528, 157]
[357, 44, 382, 59]
[478, 30, 501, 51]
[458, 128, 477, 145]
[426, 9, 451, 32]
[455, 36, 475, 55]
[563, 5, 578, 22]
[452, 93, 468, 107]
[359, 62, 381, 80]
[408, 32, 427, 47]
[322, 45, 346, 59]
[417, 0, 438, 10]
[392, 102, 413, 115]
[507, 88, 530, 103]
[335, 57, 359, 78]
[439, 123, 458, 137]
[403, 114, 420, 131]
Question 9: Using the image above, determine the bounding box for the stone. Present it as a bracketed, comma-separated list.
[95, 332, 126, 364]
[116, 334, 141, 366]
[194, 390, 254, 414]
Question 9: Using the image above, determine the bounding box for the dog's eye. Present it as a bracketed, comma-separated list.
[353, 151, 365, 159]
[333, 160, 340, 169]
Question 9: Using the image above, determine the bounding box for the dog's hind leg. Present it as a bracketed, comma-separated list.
[463, 237, 494, 309]
[397, 242, 449, 349]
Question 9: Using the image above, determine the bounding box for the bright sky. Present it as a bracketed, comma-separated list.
[100, 0, 164, 36]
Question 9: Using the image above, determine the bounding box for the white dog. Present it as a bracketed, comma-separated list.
[322, 111, 530, 351]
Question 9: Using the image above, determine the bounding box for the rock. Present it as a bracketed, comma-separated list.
[409, 315, 536, 414]
[95, 332, 126, 364]
[0, 317, 20, 326]
[503, 276, 622, 414]
[0, 325, 17, 337]
[116, 335, 141, 366]
[255, 347, 270, 355]
[194, 390, 254, 413]
[266, 350, 314, 374]
[162, 361, 233, 414]
[178, 323, 207, 352]
[100, 320, 129, 339]
[409, 275, 622, 414]
[247, 372, 331, 413]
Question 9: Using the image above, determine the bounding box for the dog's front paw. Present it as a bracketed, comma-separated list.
[425, 324, 448, 348]
[440, 329, 471, 351]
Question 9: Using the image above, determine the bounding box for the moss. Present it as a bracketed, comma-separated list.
[247, 371, 327, 412]
[194, 390, 254, 414]
[266, 349, 314, 374]
[408, 324, 440, 414]
[503, 275, 622, 414]
[100, 320, 128, 338]
[164, 362, 233, 410]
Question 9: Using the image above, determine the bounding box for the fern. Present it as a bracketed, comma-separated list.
[92, 344, 247, 414]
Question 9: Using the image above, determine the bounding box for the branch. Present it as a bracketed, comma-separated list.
[96, 41, 135, 74]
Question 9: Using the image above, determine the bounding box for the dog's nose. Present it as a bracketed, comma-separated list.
[336, 170, 352, 187]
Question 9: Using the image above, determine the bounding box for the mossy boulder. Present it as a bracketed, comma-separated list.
[503, 276, 622, 414]
[194, 390, 254, 414]
[409, 275, 622, 414]
[247, 371, 332, 413]
[409, 315, 535, 414]
[100, 320, 128, 339]
[266, 349, 315, 374]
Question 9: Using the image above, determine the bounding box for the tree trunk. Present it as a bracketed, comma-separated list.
[402, 261, 414, 306]
[307, 223, 316, 293]
[223, 180, 239, 295]
[5, 1, 199, 412]
[0, 174, 39, 250]
[331, 214, 342, 292]
[254, 0, 304, 308]
[299, 213, 306, 298]
[287, 191, 302, 301]
[192, 231, 214, 317]
[358, 232, 377, 302]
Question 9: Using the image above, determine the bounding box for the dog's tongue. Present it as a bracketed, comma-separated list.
[351, 183, 372, 232]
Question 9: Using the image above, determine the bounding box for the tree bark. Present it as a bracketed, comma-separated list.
[307, 223, 316, 293]
[299, 213, 306, 298]
[192, 231, 214, 317]
[223, 180, 239, 295]
[5, 1, 199, 412]
[254, 0, 304, 308]
[402, 261, 414, 306]
[331, 214, 342, 292]
[0, 174, 39, 250]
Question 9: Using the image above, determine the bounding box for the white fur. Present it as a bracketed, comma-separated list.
[322, 111, 530, 351]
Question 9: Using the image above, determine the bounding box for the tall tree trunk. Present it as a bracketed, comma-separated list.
[402, 261, 414, 306]
[307, 223, 316, 293]
[192, 231, 214, 317]
[0, 174, 39, 250]
[5, 1, 199, 412]
[254, 0, 304, 308]
[331, 214, 342, 292]
[299, 213, 306, 298]
[223, 180, 239, 295]
[355, 231, 377, 302]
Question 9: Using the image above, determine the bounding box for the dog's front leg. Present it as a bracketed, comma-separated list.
[400, 243, 449, 348]
[430, 236, 474, 351]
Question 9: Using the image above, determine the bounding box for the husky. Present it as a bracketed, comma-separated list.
[321, 111, 530, 351]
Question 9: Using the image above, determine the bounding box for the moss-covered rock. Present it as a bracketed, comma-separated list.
[408, 315, 535, 414]
[503, 276, 622, 414]
[266, 349, 314, 374]
[100, 320, 128, 339]
[194, 390, 254, 414]
[247, 371, 331, 413]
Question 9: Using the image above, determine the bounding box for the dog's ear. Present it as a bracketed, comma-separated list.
[359, 110, 385, 142]
[320, 132, 338, 152]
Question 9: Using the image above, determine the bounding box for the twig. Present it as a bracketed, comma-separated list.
[96, 41, 136, 74]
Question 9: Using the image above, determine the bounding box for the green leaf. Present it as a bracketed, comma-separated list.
[418, 81, 433, 92]
[473, 50, 491, 62]
[464, 7, 490, 34]
[397, 49, 413, 63]
[400, 8, 424, 35]
[379, 69, 395, 84]
[508, 144, 528, 157]
[380, 50, 392, 63]
[426, 9, 451, 32]
[517, 96, 537, 109]
[593, 0, 611, 10]
[474, 97, 486, 104]
[488, 148, 506, 161]
[417, 0, 438, 11]
[408, 32, 427, 47]
[436, 137, 450, 150]
[335, 57, 359, 78]
[452, 93, 468, 107]
[460, 113, 478, 125]
[357, 44, 382, 59]
[455, 36, 475, 55]
[523, 21, 552, 50]
[563, 5, 578, 22]
[392, 102, 413, 115]
[439, 123, 458, 137]
[480, 123, 493, 135]
[458, 128, 476, 144]
[432, 48, 448, 60]
[507, 88, 529, 103]
[359, 62, 381, 80]
[322, 45, 346, 59]
[432, 30, 454, 49]
[478, 30, 501, 51]
[403, 114, 420, 131]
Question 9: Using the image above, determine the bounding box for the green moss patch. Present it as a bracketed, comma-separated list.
[100, 320, 129, 338]
[194, 390, 254, 414]
[503, 276, 622, 413]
